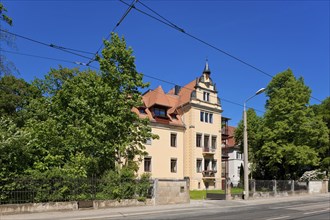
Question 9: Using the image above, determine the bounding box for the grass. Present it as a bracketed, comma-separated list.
[190, 188, 244, 200]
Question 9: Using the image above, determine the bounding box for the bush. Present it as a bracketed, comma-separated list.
[98, 167, 149, 201]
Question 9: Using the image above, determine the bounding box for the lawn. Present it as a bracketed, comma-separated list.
[190, 188, 243, 200]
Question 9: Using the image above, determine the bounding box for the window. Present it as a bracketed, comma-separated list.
[212, 160, 217, 171]
[211, 136, 217, 149]
[237, 166, 241, 176]
[196, 159, 202, 173]
[154, 107, 166, 117]
[200, 111, 213, 123]
[171, 158, 177, 173]
[145, 138, 152, 145]
[138, 107, 146, 114]
[204, 135, 209, 148]
[144, 157, 151, 172]
[170, 133, 177, 147]
[236, 152, 242, 160]
[200, 111, 204, 122]
[196, 134, 202, 147]
[203, 92, 210, 101]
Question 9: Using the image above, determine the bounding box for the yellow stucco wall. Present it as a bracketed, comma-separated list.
[137, 125, 185, 179]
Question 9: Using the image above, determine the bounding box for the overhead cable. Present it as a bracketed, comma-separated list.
[87, 0, 139, 66]
[0, 29, 94, 61]
[120, 0, 322, 103]
[1, 49, 98, 69]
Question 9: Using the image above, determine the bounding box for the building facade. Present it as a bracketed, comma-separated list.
[135, 62, 225, 190]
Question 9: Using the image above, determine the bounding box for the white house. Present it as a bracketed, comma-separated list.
[222, 126, 243, 187]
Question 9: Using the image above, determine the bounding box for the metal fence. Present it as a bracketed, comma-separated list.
[0, 177, 153, 205]
[249, 180, 308, 194]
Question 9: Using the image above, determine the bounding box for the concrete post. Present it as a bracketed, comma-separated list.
[251, 179, 256, 194]
[153, 179, 158, 205]
[291, 180, 295, 195]
[273, 180, 277, 195]
[322, 178, 329, 193]
[226, 177, 231, 200]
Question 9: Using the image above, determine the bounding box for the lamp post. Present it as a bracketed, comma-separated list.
[243, 88, 265, 200]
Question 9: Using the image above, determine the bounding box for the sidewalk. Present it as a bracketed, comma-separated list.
[1, 193, 329, 220]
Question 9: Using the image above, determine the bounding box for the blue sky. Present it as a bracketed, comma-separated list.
[1, 0, 329, 126]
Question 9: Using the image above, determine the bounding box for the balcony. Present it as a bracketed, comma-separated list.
[202, 170, 217, 179]
[202, 147, 216, 155]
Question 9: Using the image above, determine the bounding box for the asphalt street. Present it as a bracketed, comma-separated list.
[1, 194, 329, 220]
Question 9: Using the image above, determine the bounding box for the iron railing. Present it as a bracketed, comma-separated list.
[0, 177, 153, 205]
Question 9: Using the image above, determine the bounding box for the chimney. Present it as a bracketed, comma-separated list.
[174, 85, 181, 95]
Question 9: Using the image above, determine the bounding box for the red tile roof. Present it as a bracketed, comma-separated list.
[143, 86, 171, 108]
[134, 82, 197, 127]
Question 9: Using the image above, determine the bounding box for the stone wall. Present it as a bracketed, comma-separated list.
[93, 199, 154, 209]
[0, 178, 190, 214]
[0, 199, 154, 215]
[0, 201, 78, 214]
[153, 179, 190, 205]
[308, 181, 323, 193]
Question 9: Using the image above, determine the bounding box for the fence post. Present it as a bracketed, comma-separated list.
[273, 180, 277, 195]
[153, 179, 158, 205]
[291, 180, 294, 195]
[307, 180, 310, 193]
[251, 179, 256, 194]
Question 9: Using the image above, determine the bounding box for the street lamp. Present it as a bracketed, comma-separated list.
[243, 87, 265, 200]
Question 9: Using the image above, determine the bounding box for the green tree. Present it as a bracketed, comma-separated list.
[311, 97, 330, 175]
[0, 3, 12, 25]
[97, 33, 156, 169]
[0, 33, 156, 202]
[258, 69, 328, 180]
[0, 117, 32, 196]
[234, 108, 263, 177]
[25, 33, 155, 178]
[0, 75, 41, 126]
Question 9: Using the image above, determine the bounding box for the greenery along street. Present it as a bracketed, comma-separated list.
[190, 188, 244, 200]
[0, 31, 157, 202]
[234, 71, 329, 180]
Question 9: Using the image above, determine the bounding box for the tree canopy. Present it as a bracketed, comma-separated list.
[0, 33, 155, 202]
[235, 69, 329, 180]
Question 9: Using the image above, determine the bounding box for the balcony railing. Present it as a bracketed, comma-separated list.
[202, 170, 217, 179]
[202, 147, 216, 155]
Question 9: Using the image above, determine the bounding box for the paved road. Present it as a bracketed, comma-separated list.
[1, 194, 329, 220]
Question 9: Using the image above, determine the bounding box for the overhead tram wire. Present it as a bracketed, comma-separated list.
[1, 48, 262, 112]
[2, 47, 259, 113]
[120, 0, 322, 103]
[1, 49, 98, 70]
[121, 0, 272, 78]
[0, 29, 94, 62]
[86, 0, 139, 66]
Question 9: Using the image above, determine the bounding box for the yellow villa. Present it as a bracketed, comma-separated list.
[134, 61, 225, 190]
